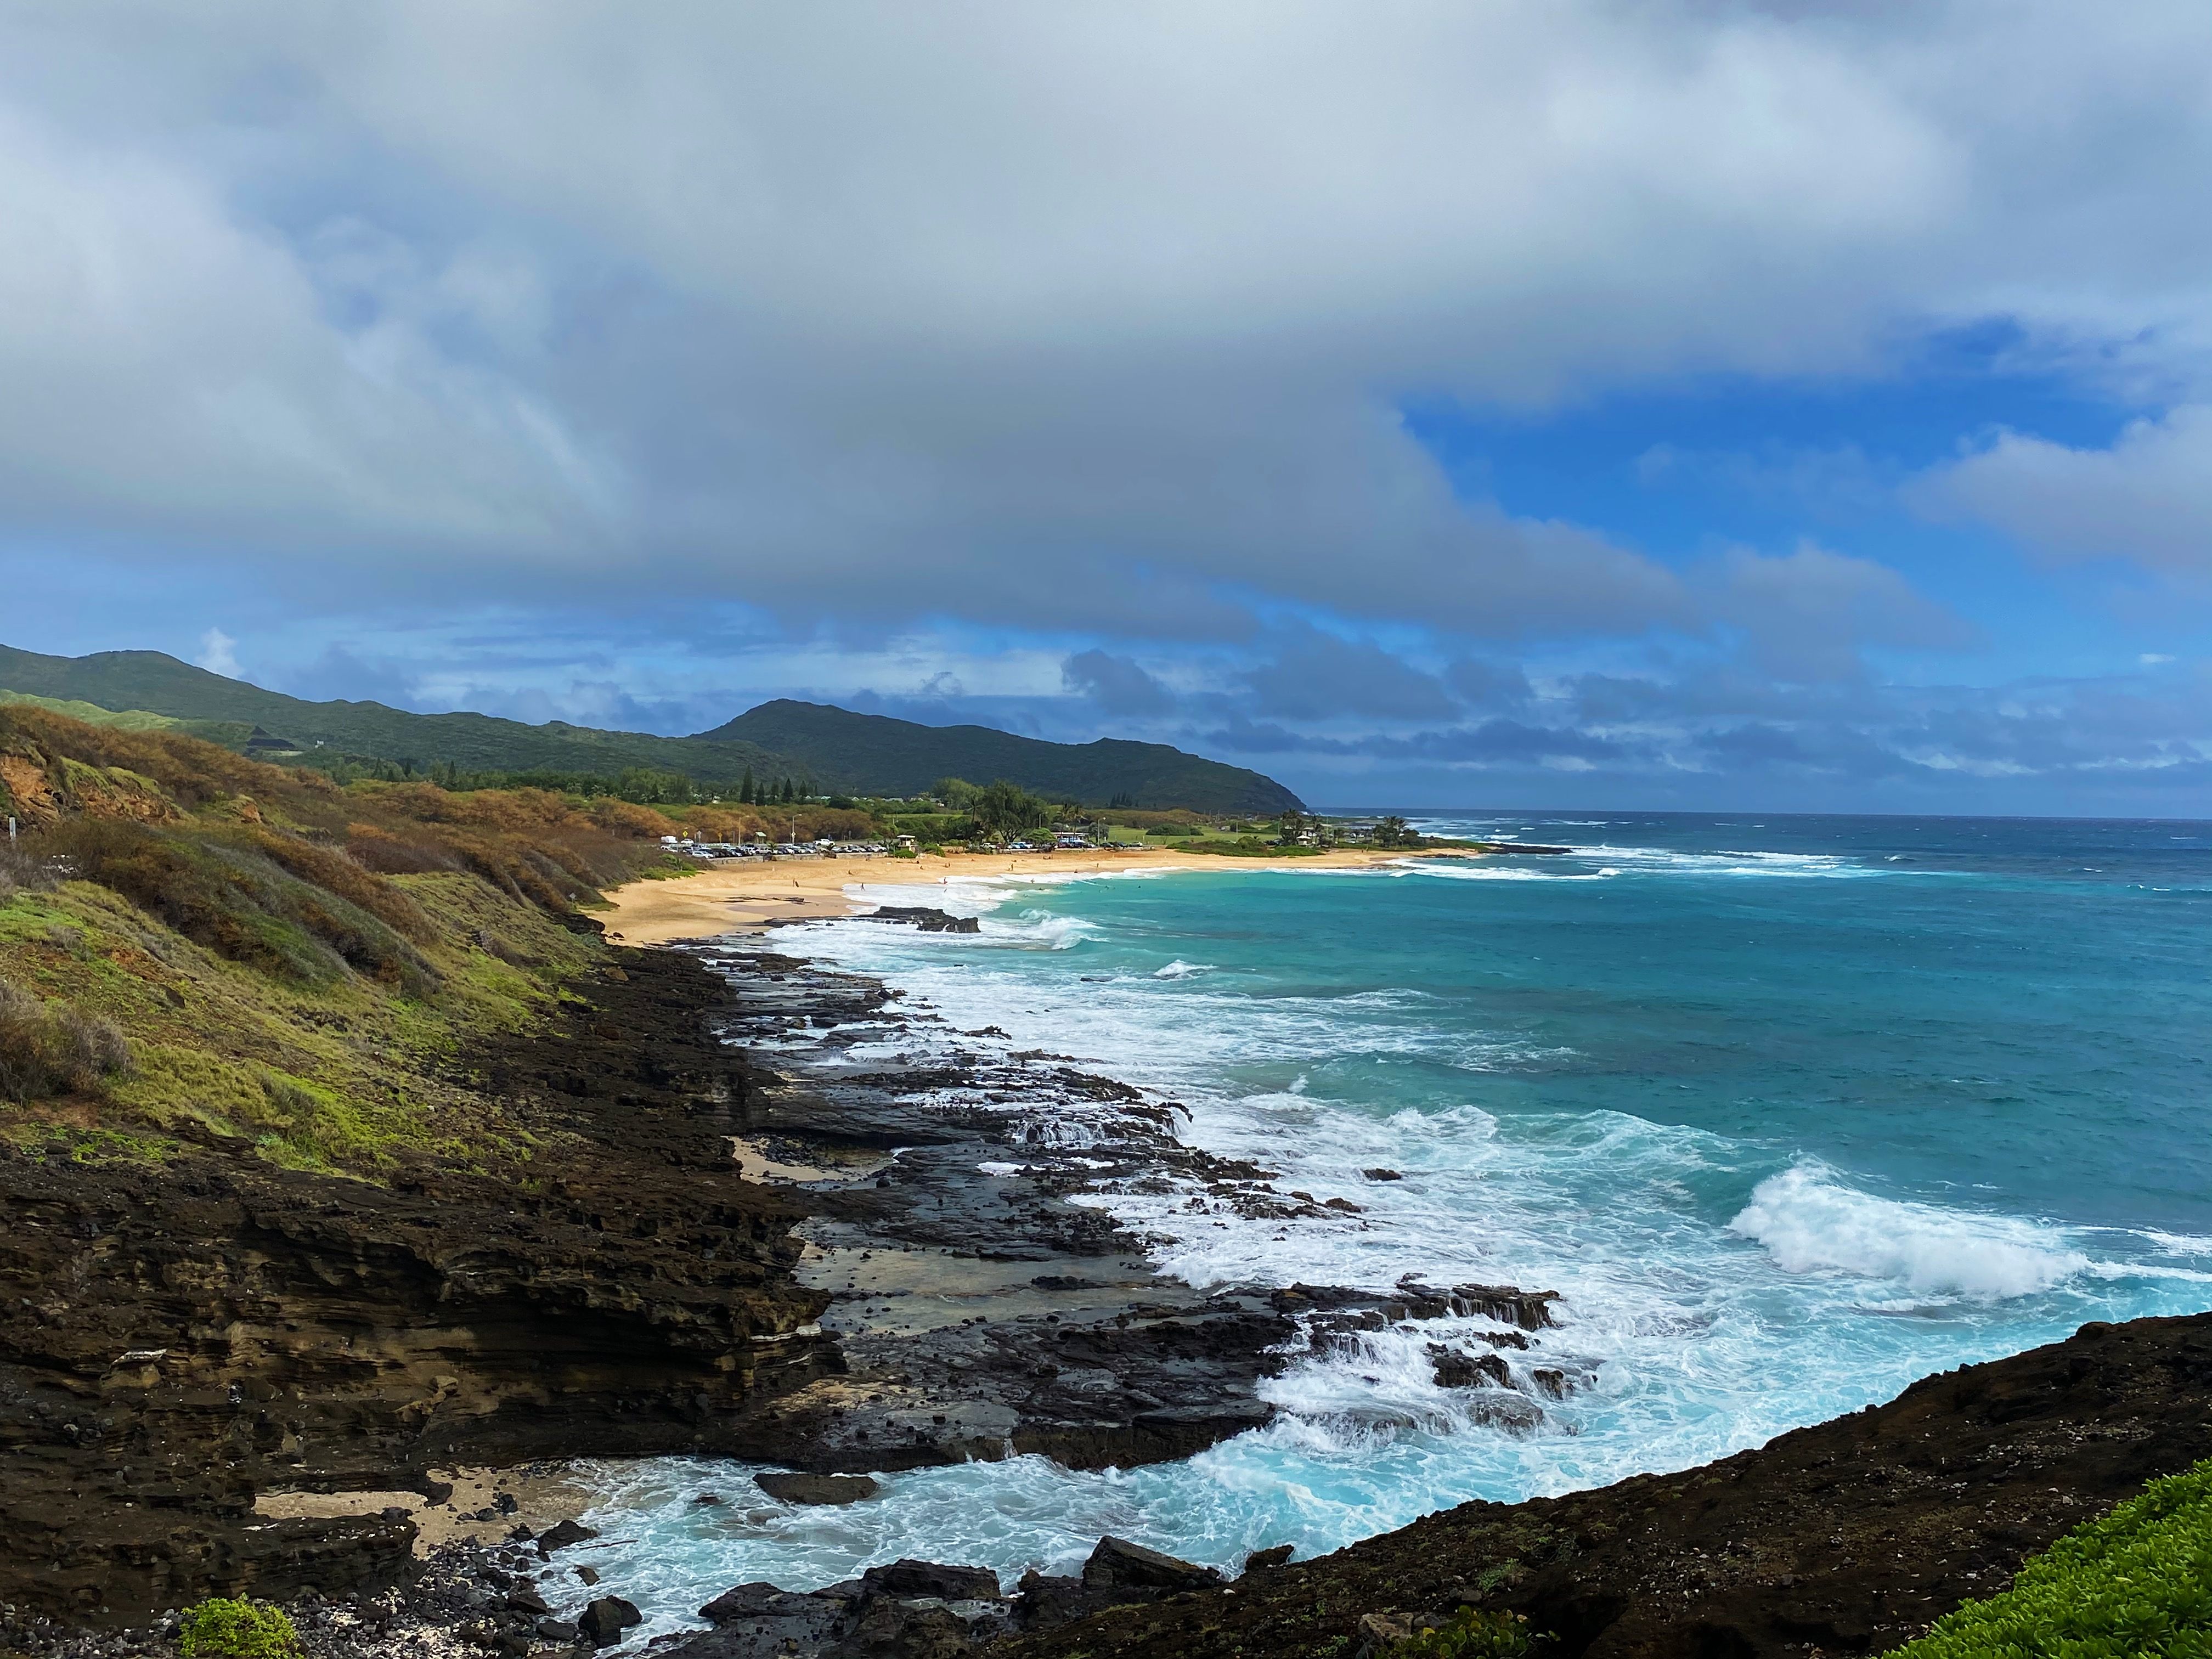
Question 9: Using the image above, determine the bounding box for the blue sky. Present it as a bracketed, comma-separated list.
[7, 4, 2212, 813]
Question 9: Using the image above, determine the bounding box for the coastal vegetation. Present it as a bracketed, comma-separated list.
[177, 1599, 301, 1659]
[1883, 1454, 2212, 1658]
[0, 702, 673, 1173]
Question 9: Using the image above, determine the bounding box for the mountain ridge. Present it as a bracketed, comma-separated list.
[0, 644, 1300, 812]
[703, 698, 1301, 813]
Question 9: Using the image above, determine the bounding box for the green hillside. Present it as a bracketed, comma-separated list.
[0, 644, 788, 784]
[706, 700, 1302, 814]
[0, 645, 1301, 812]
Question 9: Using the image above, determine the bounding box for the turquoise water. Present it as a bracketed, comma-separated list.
[565, 813, 2212, 1635]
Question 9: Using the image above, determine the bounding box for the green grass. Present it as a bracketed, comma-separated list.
[0, 704, 681, 1178]
[178, 1598, 299, 1659]
[1883, 1455, 2212, 1657]
[1, 870, 594, 1176]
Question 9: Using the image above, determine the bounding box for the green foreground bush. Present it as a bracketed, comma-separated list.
[178, 1598, 299, 1659]
[1395, 1609, 1541, 1657]
[1885, 1455, 2212, 1657]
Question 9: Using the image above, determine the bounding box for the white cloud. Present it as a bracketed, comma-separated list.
[1914, 405, 2212, 574]
[0, 100, 612, 565]
[195, 626, 240, 678]
[2, 1, 2211, 635]
[1706, 542, 1973, 681]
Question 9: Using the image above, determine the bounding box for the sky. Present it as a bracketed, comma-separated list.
[8, 2, 2212, 813]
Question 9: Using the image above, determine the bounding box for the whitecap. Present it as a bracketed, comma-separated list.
[1729, 1163, 2089, 1301]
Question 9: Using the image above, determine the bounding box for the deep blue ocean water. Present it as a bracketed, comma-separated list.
[562, 813, 2212, 1635]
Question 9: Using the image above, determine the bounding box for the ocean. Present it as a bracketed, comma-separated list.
[562, 812, 2212, 1634]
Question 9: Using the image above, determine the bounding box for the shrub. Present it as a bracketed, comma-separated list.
[240, 830, 437, 945]
[0, 842, 60, 901]
[38, 819, 440, 994]
[177, 1598, 300, 1659]
[1393, 1609, 1542, 1657]
[343, 823, 462, 876]
[0, 979, 132, 1103]
[1882, 1454, 2212, 1657]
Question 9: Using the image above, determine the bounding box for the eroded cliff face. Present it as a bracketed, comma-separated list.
[0, 946, 834, 1623]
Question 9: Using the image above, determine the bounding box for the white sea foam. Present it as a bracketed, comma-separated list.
[1154, 959, 1210, 979]
[1729, 1163, 2090, 1300]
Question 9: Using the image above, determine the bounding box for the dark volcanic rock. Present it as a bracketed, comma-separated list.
[860, 906, 981, 933]
[538, 1519, 600, 1551]
[860, 1560, 1002, 1601]
[0, 946, 834, 1623]
[1450, 1283, 1559, 1330]
[1244, 1544, 1294, 1572]
[1430, 1346, 1511, 1390]
[1081, 1536, 1222, 1594]
[830, 1596, 991, 1658]
[1001, 1312, 2212, 1659]
[699, 1582, 845, 1628]
[578, 1595, 642, 1646]
[757, 1472, 881, 1506]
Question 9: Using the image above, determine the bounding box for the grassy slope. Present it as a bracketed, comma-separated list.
[0, 704, 687, 1177]
[0, 688, 259, 756]
[705, 698, 1304, 813]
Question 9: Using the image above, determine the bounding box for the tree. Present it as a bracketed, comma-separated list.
[971, 779, 1053, 839]
[739, 767, 755, 804]
[933, 776, 981, 810]
[1374, 815, 1420, 849]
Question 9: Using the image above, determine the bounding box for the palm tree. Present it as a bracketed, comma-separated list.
[1375, 815, 1417, 848]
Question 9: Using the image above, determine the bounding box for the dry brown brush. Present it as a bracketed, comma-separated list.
[0, 978, 131, 1103]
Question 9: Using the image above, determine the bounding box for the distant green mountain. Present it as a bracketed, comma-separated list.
[705, 700, 1301, 814]
[0, 645, 1300, 812]
[0, 644, 788, 782]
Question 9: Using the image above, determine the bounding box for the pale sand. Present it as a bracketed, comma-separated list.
[597, 845, 1458, 946]
[255, 1465, 602, 1554]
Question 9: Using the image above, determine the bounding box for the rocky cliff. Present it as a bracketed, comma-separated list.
[0, 945, 832, 1623]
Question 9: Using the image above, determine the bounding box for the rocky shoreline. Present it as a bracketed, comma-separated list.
[0, 911, 1574, 1644]
[693, 927, 1576, 1477]
[12, 911, 2207, 1659]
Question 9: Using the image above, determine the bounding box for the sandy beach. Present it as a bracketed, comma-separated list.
[596, 845, 1452, 945]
